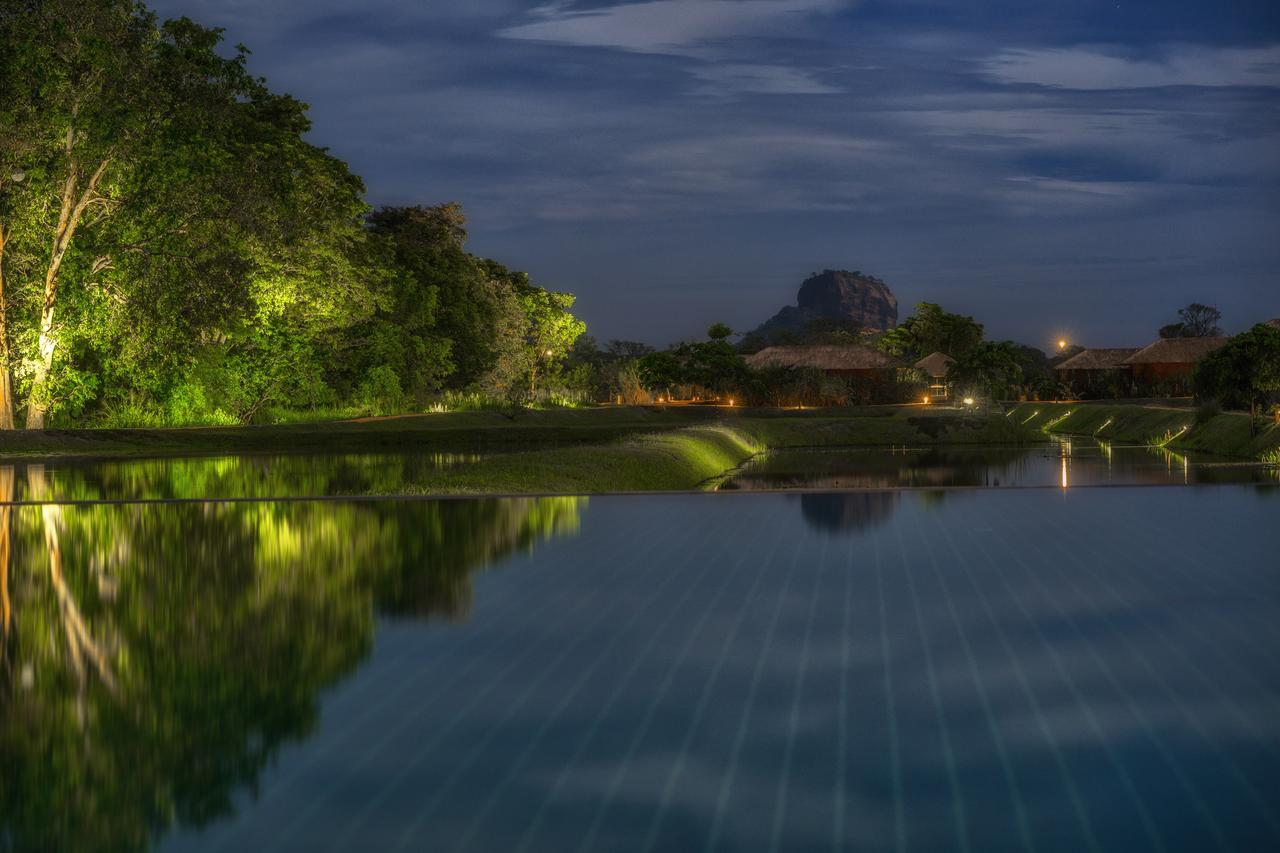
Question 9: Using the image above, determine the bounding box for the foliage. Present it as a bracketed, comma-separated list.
[948, 341, 1025, 399]
[0, 3, 585, 428]
[0, 479, 584, 850]
[876, 302, 984, 361]
[1194, 323, 1280, 419]
[1159, 303, 1223, 338]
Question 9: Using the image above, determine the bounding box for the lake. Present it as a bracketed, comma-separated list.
[2, 476, 1277, 851]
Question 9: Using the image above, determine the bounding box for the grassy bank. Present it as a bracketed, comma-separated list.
[1011, 402, 1280, 460]
[0, 405, 1049, 494]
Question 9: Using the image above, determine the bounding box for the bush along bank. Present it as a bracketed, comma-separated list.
[1011, 402, 1280, 461]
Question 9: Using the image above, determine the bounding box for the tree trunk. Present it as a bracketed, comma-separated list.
[0, 225, 14, 429]
[23, 131, 112, 431]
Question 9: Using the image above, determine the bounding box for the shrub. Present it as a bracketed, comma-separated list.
[357, 365, 406, 416]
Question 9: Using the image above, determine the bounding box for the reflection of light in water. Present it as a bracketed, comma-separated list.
[1061, 456, 1068, 489]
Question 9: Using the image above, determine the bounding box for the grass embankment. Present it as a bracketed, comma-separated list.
[0, 405, 1046, 493]
[1011, 402, 1280, 460]
[391, 409, 1042, 493]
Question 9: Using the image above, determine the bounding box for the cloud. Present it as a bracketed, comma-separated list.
[498, 0, 849, 54]
[686, 62, 840, 95]
[984, 44, 1280, 90]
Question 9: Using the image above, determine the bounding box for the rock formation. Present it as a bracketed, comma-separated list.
[748, 269, 898, 343]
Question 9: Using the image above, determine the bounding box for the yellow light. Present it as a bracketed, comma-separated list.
[1057, 339, 1068, 350]
[658, 396, 665, 403]
[922, 396, 931, 404]
[728, 398, 735, 407]
[963, 397, 974, 406]
[544, 349, 554, 357]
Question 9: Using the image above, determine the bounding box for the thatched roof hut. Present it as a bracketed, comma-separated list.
[1123, 337, 1229, 366]
[1123, 336, 1230, 391]
[914, 351, 955, 378]
[1055, 348, 1139, 372]
[745, 345, 905, 375]
[1267, 318, 1280, 329]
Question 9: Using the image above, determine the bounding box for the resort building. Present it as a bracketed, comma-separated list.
[1055, 347, 1139, 398]
[745, 344, 906, 379]
[1122, 337, 1230, 394]
[914, 351, 955, 400]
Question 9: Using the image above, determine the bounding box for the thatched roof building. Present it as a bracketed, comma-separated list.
[914, 351, 955, 378]
[1123, 336, 1230, 392]
[745, 345, 905, 375]
[1267, 318, 1280, 329]
[1123, 337, 1229, 366]
[1055, 348, 1139, 372]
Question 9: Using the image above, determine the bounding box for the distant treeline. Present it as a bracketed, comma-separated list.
[0, 0, 584, 428]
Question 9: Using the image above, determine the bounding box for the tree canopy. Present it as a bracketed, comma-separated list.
[0, 0, 586, 429]
[876, 302, 984, 361]
[1159, 303, 1223, 339]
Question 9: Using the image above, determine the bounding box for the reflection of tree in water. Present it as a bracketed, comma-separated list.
[797, 491, 901, 534]
[0, 470, 583, 852]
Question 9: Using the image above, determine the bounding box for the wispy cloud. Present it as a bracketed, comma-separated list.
[499, 0, 849, 54]
[687, 63, 840, 95]
[984, 44, 1280, 90]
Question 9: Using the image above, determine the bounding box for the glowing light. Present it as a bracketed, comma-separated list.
[1061, 456, 1069, 489]
[658, 396, 665, 403]
[922, 396, 931, 404]
[1057, 339, 1068, 350]
[543, 349, 554, 357]
[963, 397, 975, 406]
[728, 398, 735, 407]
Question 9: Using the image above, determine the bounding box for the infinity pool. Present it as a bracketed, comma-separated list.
[3, 486, 1276, 851]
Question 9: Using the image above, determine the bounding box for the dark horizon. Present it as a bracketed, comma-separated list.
[149, 0, 1280, 349]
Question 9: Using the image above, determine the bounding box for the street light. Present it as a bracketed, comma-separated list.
[1057, 339, 1068, 351]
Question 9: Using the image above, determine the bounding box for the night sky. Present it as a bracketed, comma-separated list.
[148, 0, 1280, 349]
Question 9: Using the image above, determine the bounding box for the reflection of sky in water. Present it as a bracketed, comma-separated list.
[142, 488, 1279, 853]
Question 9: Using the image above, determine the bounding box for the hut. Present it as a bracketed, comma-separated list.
[745, 345, 906, 405]
[1055, 348, 1139, 398]
[914, 351, 955, 400]
[745, 345, 905, 377]
[1122, 337, 1230, 394]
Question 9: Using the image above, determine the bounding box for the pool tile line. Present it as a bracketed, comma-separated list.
[379, 511, 737, 853]
[635, 523, 789, 853]
[454, 511, 771, 853]
[1039, 502, 1280, 842]
[911, 509, 1036, 853]
[260, 517, 662, 852]
[871, 527, 908, 853]
[509, 513, 774, 853]
[892, 518, 972, 853]
[575, 517, 788, 853]
[766, 527, 832, 853]
[197, 509, 600, 853]
[951, 510, 1111, 853]
[701, 526, 815, 853]
[998, 508, 1233, 853]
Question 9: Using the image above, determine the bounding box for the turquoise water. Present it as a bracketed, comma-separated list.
[3, 487, 1276, 851]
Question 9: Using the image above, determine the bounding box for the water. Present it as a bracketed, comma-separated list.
[0, 451, 485, 502]
[2, 485, 1277, 852]
[724, 439, 1280, 490]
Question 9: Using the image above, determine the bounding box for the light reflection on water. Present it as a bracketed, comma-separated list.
[724, 437, 1280, 490]
[0, 451, 486, 502]
[1, 485, 1278, 852]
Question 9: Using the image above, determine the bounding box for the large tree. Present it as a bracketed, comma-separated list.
[0, 1, 381, 427]
[1194, 323, 1280, 426]
[877, 302, 984, 361]
[1159, 303, 1223, 339]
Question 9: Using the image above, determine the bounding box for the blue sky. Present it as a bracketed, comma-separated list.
[150, 0, 1280, 348]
